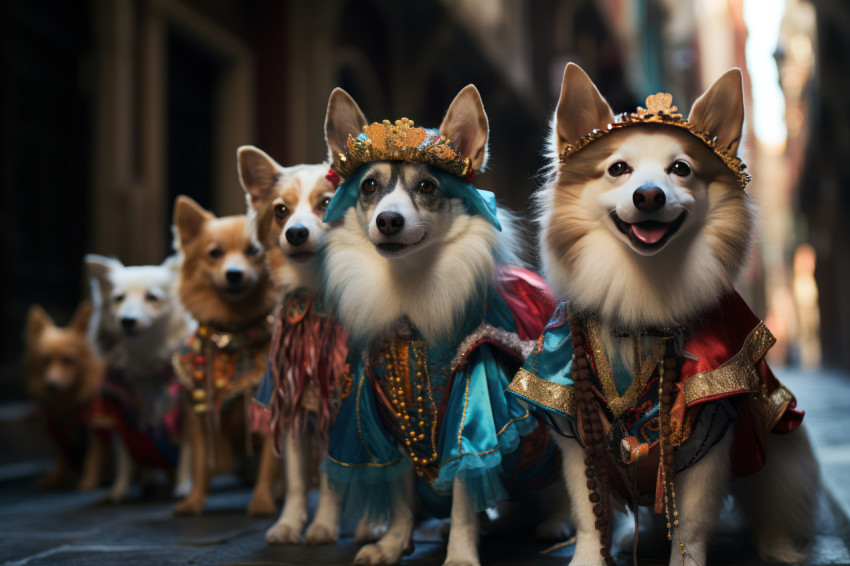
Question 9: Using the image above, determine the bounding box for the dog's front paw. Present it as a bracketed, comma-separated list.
[354, 517, 387, 544]
[265, 521, 303, 544]
[353, 539, 412, 565]
[246, 493, 278, 517]
[754, 532, 809, 564]
[173, 495, 205, 516]
[304, 521, 339, 545]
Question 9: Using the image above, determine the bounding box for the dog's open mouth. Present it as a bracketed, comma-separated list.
[375, 233, 427, 257]
[611, 211, 687, 252]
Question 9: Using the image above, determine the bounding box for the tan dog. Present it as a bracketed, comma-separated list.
[171, 195, 279, 516]
[25, 301, 105, 490]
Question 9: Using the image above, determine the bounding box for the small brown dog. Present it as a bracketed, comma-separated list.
[171, 195, 280, 516]
[25, 300, 105, 490]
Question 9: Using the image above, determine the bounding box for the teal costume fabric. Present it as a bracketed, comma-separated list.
[325, 283, 558, 519]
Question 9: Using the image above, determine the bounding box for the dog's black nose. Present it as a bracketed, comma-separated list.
[633, 186, 666, 213]
[226, 269, 243, 284]
[45, 381, 59, 393]
[376, 212, 405, 236]
[121, 317, 137, 331]
[285, 225, 309, 246]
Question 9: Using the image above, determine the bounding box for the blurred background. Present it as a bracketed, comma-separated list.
[2, 0, 849, 401]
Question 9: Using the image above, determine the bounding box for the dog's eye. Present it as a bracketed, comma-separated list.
[208, 248, 224, 259]
[319, 197, 331, 210]
[607, 161, 631, 177]
[144, 292, 159, 302]
[113, 294, 125, 303]
[274, 204, 288, 220]
[361, 178, 379, 193]
[245, 243, 261, 257]
[417, 180, 435, 193]
[669, 160, 692, 177]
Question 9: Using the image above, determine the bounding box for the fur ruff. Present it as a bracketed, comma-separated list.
[323, 202, 519, 345]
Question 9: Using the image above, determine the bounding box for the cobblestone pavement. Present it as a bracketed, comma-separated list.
[1, 368, 849, 565]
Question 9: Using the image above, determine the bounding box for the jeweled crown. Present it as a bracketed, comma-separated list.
[332, 118, 472, 180]
[559, 93, 751, 189]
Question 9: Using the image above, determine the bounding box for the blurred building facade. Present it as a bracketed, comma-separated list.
[3, 0, 848, 395]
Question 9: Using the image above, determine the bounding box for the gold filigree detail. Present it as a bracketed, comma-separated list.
[332, 118, 472, 180]
[750, 383, 794, 443]
[683, 322, 776, 405]
[508, 368, 576, 417]
[559, 92, 751, 189]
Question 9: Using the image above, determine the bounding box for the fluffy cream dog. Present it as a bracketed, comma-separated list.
[508, 63, 819, 566]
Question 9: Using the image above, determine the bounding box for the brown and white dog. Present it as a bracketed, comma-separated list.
[238, 147, 371, 545]
[25, 300, 105, 490]
[512, 63, 820, 565]
[171, 196, 280, 516]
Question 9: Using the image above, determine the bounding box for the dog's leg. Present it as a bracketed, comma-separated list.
[173, 434, 193, 498]
[107, 433, 134, 502]
[443, 478, 480, 566]
[247, 433, 280, 516]
[173, 406, 208, 515]
[555, 435, 605, 566]
[305, 471, 343, 544]
[733, 423, 819, 563]
[354, 508, 387, 544]
[354, 468, 415, 565]
[667, 428, 733, 566]
[77, 429, 105, 491]
[266, 430, 309, 544]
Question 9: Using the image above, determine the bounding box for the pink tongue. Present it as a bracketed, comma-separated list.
[631, 223, 668, 244]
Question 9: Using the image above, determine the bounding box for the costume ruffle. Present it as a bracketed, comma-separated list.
[326, 267, 559, 519]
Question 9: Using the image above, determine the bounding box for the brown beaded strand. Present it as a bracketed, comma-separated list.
[571, 326, 617, 566]
[660, 337, 686, 562]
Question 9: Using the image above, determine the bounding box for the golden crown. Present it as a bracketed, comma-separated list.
[332, 118, 472, 180]
[559, 93, 751, 189]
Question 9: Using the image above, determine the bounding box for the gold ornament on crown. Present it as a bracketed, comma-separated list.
[559, 92, 751, 189]
[332, 118, 472, 180]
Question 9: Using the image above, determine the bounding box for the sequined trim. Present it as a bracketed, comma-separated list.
[683, 322, 776, 406]
[508, 368, 576, 417]
[450, 323, 536, 372]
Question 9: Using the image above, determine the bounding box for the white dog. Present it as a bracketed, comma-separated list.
[86, 254, 194, 501]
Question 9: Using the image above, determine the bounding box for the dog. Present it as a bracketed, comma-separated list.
[320, 86, 562, 565]
[170, 195, 279, 516]
[237, 146, 374, 544]
[25, 300, 105, 490]
[85, 254, 194, 501]
[507, 63, 819, 565]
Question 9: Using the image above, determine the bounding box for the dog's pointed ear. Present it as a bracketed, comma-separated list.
[237, 146, 281, 207]
[689, 68, 745, 156]
[26, 304, 53, 341]
[160, 253, 182, 276]
[440, 85, 489, 172]
[554, 63, 615, 155]
[69, 300, 94, 335]
[325, 88, 368, 163]
[85, 254, 121, 292]
[174, 195, 212, 248]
